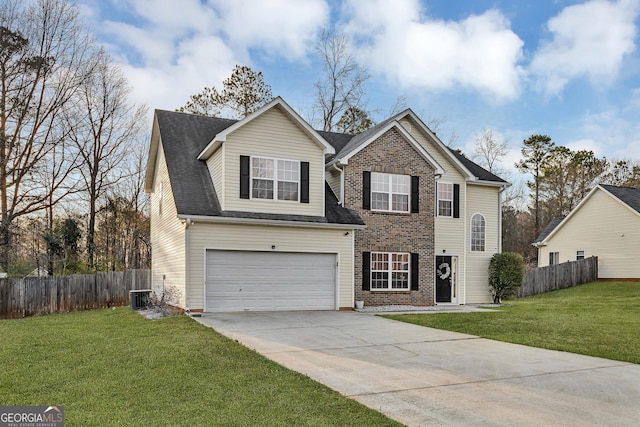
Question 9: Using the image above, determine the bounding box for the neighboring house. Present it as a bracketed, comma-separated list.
[145, 97, 508, 312]
[533, 184, 640, 280]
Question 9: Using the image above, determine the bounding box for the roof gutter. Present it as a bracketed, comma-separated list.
[177, 214, 366, 230]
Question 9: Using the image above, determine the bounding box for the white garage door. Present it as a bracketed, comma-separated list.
[205, 250, 336, 312]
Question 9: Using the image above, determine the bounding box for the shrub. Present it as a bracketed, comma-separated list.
[488, 252, 524, 303]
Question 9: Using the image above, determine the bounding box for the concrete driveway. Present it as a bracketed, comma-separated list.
[195, 310, 640, 426]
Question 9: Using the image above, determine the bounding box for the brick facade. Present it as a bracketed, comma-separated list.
[344, 127, 436, 306]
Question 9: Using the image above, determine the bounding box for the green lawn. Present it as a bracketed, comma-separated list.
[0, 308, 401, 426]
[384, 281, 640, 364]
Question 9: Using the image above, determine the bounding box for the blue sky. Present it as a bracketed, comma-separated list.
[77, 0, 640, 180]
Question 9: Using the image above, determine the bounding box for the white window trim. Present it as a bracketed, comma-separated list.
[576, 250, 585, 261]
[370, 172, 411, 213]
[470, 213, 486, 252]
[370, 251, 410, 291]
[549, 252, 560, 265]
[250, 156, 300, 202]
[437, 181, 453, 217]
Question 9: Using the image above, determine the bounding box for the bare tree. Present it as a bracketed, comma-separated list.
[65, 50, 147, 270]
[472, 129, 508, 174]
[0, 0, 95, 270]
[313, 29, 370, 131]
[600, 158, 640, 187]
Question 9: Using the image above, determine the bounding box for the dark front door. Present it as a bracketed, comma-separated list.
[435, 255, 452, 303]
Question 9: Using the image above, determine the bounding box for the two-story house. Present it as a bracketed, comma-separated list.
[144, 97, 507, 312]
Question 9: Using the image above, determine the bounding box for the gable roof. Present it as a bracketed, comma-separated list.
[446, 148, 508, 184]
[386, 109, 507, 185]
[533, 184, 640, 246]
[148, 109, 363, 227]
[534, 217, 564, 244]
[600, 184, 640, 214]
[197, 97, 335, 160]
[325, 118, 446, 175]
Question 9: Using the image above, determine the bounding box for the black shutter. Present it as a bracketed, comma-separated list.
[453, 183, 460, 218]
[240, 156, 250, 199]
[362, 251, 371, 291]
[362, 171, 371, 210]
[300, 161, 309, 203]
[411, 253, 419, 291]
[411, 176, 419, 213]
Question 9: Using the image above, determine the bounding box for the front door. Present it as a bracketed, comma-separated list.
[435, 255, 454, 303]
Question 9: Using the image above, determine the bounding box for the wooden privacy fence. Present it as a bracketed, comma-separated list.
[0, 269, 150, 319]
[518, 256, 598, 298]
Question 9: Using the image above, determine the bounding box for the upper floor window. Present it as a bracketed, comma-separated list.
[251, 157, 299, 201]
[437, 182, 460, 218]
[362, 172, 419, 213]
[437, 182, 453, 216]
[471, 213, 485, 251]
[371, 172, 410, 212]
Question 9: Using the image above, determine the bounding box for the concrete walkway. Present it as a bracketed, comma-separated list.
[195, 310, 640, 426]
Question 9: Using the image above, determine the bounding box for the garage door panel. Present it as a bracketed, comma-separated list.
[206, 251, 336, 312]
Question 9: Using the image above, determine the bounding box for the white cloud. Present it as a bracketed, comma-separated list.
[530, 0, 640, 95]
[565, 138, 603, 155]
[341, 0, 525, 101]
[79, 0, 329, 112]
[211, 0, 329, 61]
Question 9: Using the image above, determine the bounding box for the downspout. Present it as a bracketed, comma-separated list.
[498, 185, 507, 253]
[184, 218, 192, 310]
[332, 163, 345, 205]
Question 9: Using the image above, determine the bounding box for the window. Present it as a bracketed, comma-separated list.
[576, 250, 585, 261]
[471, 213, 485, 251]
[371, 172, 410, 212]
[549, 252, 559, 265]
[251, 157, 299, 201]
[371, 252, 410, 290]
[437, 182, 453, 216]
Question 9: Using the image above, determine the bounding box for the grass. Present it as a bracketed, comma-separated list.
[0, 308, 401, 426]
[383, 281, 640, 364]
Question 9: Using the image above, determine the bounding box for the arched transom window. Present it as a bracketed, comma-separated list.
[471, 213, 485, 252]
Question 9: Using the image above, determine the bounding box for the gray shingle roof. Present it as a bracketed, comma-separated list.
[534, 217, 564, 243]
[601, 184, 640, 214]
[154, 109, 363, 226]
[323, 116, 397, 163]
[447, 148, 508, 183]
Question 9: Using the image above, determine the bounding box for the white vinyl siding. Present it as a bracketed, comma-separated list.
[149, 143, 186, 307]
[223, 107, 325, 216]
[538, 189, 640, 279]
[465, 184, 501, 304]
[326, 167, 342, 203]
[206, 148, 225, 208]
[185, 222, 354, 310]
